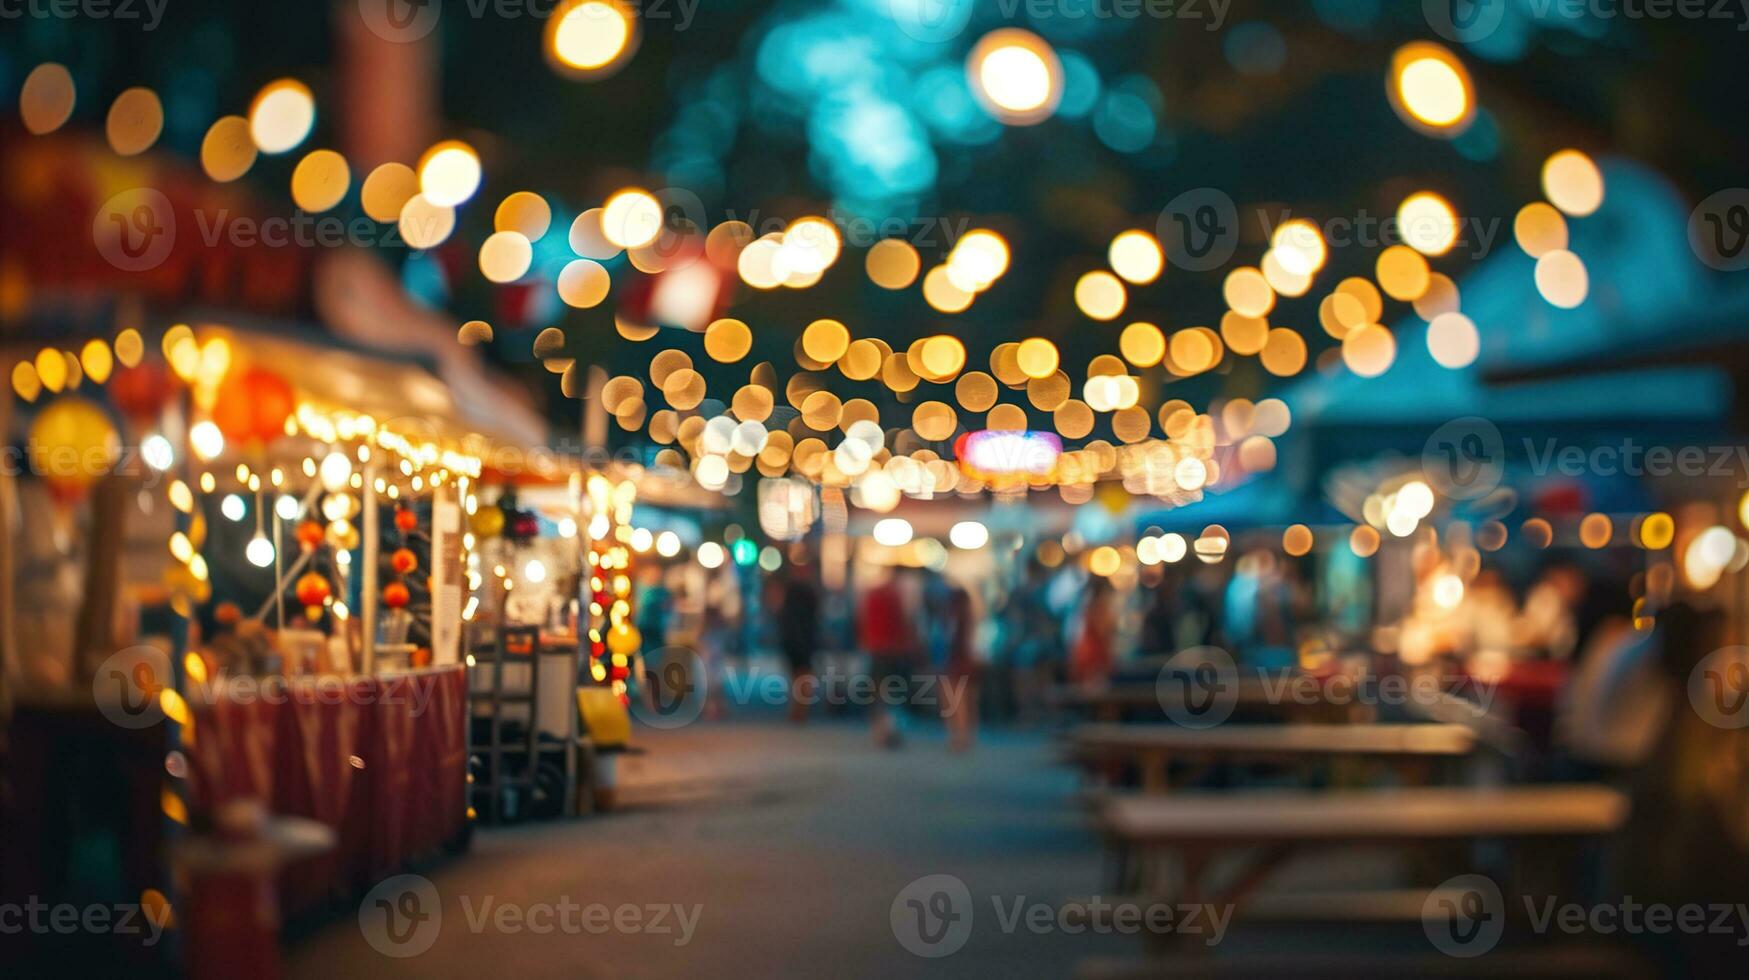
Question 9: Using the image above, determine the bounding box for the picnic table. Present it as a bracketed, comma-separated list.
[1051, 677, 1360, 725]
[1066, 723, 1477, 793]
[1095, 784, 1628, 919]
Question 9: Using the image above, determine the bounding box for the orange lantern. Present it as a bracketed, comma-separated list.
[295, 519, 325, 551]
[211, 366, 295, 446]
[382, 582, 411, 609]
[394, 507, 418, 532]
[28, 397, 120, 503]
[295, 572, 330, 620]
[109, 362, 176, 423]
[390, 548, 418, 574]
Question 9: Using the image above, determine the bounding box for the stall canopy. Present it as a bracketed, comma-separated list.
[1287, 159, 1744, 435]
[1133, 159, 1747, 535]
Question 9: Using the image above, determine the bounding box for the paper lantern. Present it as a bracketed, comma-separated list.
[469, 505, 505, 538]
[295, 519, 325, 551]
[607, 621, 641, 656]
[295, 572, 330, 620]
[211, 366, 295, 445]
[28, 397, 120, 502]
[382, 582, 411, 609]
[390, 548, 418, 574]
[394, 507, 418, 533]
[109, 362, 176, 422]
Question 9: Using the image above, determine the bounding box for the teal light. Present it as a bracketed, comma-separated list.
[731, 538, 759, 567]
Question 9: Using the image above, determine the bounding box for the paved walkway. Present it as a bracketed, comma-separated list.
[288, 715, 1132, 979]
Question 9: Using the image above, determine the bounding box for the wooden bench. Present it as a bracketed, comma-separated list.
[1067, 723, 1478, 793]
[1096, 785, 1628, 922]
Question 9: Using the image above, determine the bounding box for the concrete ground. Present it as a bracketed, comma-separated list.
[287, 712, 1139, 980]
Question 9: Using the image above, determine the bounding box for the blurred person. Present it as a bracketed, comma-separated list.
[1070, 577, 1118, 686]
[635, 564, 673, 652]
[778, 562, 821, 723]
[1010, 558, 1067, 720]
[1517, 563, 1584, 659]
[859, 567, 919, 748]
[941, 580, 980, 752]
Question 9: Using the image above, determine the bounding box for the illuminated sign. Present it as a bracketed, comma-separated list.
[956, 430, 1062, 482]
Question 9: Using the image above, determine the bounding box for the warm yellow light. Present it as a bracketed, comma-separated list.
[1376, 245, 1431, 301]
[1271, 219, 1327, 275]
[1514, 202, 1568, 258]
[601, 188, 663, 249]
[547, 0, 638, 75]
[866, 239, 921, 290]
[967, 28, 1062, 125]
[1119, 322, 1166, 368]
[20, 62, 76, 135]
[248, 78, 315, 155]
[1389, 42, 1473, 135]
[1341, 324, 1397, 378]
[1397, 192, 1459, 256]
[1223, 267, 1275, 318]
[1108, 230, 1164, 285]
[922, 265, 975, 313]
[1535, 249, 1588, 308]
[290, 149, 351, 213]
[948, 230, 1011, 290]
[200, 115, 257, 183]
[1541, 149, 1605, 218]
[418, 140, 482, 208]
[1017, 338, 1060, 380]
[1075, 271, 1127, 321]
[781, 217, 842, 276]
[479, 231, 534, 283]
[1426, 312, 1479, 369]
[106, 87, 163, 157]
[398, 194, 456, 250]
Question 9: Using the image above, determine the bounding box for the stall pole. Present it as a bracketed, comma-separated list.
[361, 464, 380, 674]
[0, 353, 15, 714]
[272, 493, 284, 631]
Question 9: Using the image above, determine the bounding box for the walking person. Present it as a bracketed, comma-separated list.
[778, 562, 821, 723]
[859, 568, 918, 748]
[942, 581, 981, 752]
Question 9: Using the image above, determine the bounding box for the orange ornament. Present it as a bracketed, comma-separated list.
[394, 507, 418, 532]
[295, 519, 325, 551]
[212, 366, 295, 445]
[390, 548, 417, 574]
[109, 362, 176, 422]
[382, 582, 411, 609]
[294, 571, 331, 608]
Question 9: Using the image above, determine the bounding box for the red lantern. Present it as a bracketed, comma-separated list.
[295, 519, 325, 551]
[109, 362, 176, 423]
[394, 507, 418, 533]
[212, 366, 295, 446]
[382, 582, 410, 609]
[390, 548, 418, 575]
[295, 572, 330, 620]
